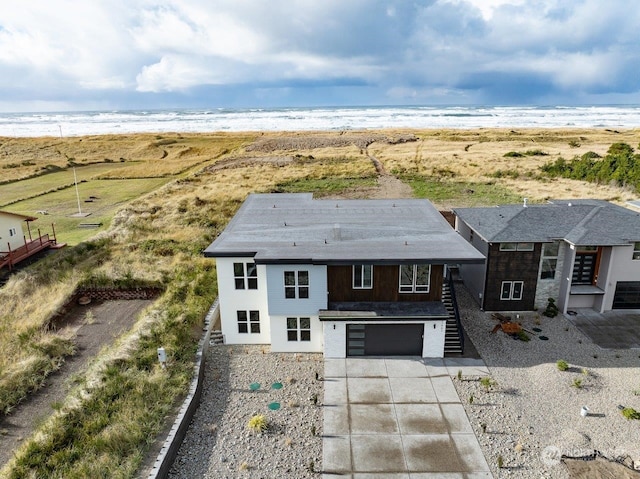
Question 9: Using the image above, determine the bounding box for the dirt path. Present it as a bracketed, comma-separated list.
[323, 145, 413, 200]
[0, 299, 153, 468]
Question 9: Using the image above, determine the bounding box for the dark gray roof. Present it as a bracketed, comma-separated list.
[454, 199, 640, 245]
[204, 193, 485, 264]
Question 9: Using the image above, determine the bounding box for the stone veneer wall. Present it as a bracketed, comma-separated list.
[534, 242, 566, 309]
[75, 287, 163, 302]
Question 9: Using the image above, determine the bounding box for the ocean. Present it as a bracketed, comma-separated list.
[1, 105, 640, 137]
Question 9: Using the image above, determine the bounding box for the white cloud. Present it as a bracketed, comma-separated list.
[0, 0, 638, 109]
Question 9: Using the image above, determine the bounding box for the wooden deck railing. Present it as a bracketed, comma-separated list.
[0, 234, 55, 271]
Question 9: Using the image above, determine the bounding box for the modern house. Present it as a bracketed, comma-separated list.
[0, 210, 60, 271]
[204, 193, 484, 358]
[453, 199, 640, 313]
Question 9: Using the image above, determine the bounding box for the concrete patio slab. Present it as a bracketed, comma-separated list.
[441, 404, 474, 433]
[451, 434, 491, 472]
[323, 435, 351, 473]
[324, 358, 347, 378]
[389, 377, 437, 403]
[430, 376, 462, 403]
[353, 474, 410, 479]
[384, 358, 430, 377]
[422, 358, 449, 377]
[408, 474, 467, 479]
[346, 358, 388, 377]
[347, 377, 392, 403]
[403, 435, 465, 472]
[350, 404, 399, 434]
[323, 357, 491, 477]
[324, 404, 349, 435]
[395, 404, 448, 434]
[324, 377, 348, 405]
[351, 435, 406, 472]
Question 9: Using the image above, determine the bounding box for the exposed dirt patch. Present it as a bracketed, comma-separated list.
[205, 155, 294, 172]
[245, 132, 417, 152]
[0, 299, 153, 468]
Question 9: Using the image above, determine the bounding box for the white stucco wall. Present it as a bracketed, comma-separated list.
[323, 321, 347, 358]
[422, 320, 446, 358]
[0, 214, 26, 252]
[265, 264, 328, 315]
[270, 315, 323, 353]
[216, 257, 270, 344]
[567, 294, 597, 309]
[600, 244, 640, 311]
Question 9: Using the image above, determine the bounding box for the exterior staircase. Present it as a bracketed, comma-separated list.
[442, 279, 464, 355]
[210, 330, 224, 345]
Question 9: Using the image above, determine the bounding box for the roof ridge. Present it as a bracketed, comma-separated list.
[565, 205, 603, 244]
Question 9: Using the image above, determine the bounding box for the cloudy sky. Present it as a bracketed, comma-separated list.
[1, 0, 639, 112]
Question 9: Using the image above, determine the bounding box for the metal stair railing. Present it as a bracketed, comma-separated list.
[446, 271, 464, 353]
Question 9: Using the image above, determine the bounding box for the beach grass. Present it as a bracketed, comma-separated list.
[0, 128, 639, 478]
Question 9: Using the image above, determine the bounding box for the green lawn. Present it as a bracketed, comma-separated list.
[270, 176, 378, 196]
[402, 175, 524, 206]
[0, 163, 136, 207]
[8, 178, 170, 244]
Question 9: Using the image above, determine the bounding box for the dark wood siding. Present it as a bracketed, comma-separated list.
[327, 264, 443, 303]
[483, 243, 541, 311]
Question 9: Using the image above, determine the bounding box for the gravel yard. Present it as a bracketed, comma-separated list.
[168, 346, 323, 479]
[453, 284, 640, 478]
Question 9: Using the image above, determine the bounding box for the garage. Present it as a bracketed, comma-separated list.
[613, 281, 640, 309]
[346, 323, 424, 356]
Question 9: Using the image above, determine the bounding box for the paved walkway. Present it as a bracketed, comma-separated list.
[322, 357, 492, 478]
[567, 308, 640, 349]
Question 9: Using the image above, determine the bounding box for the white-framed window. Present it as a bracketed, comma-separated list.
[399, 264, 431, 293]
[500, 281, 524, 301]
[287, 317, 311, 341]
[233, 262, 257, 290]
[633, 242, 640, 260]
[540, 241, 559, 280]
[500, 242, 534, 251]
[284, 270, 309, 299]
[237, 310, 260, 333]
[8, 228, 17, 237]
[353, 265, 373, 289]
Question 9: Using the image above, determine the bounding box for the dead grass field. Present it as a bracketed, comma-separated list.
[0, 128, 639, 477]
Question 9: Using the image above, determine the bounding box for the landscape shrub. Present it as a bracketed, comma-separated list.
[543, 298, 559, 318]
[540, 142, 640, 193]
[556, 360, 569, 371]
[247, 414, 269, 433]
[622, 407, 640, 420]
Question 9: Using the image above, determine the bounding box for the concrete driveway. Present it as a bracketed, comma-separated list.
[567, 308, 640, 349]
[322, 357, 492, 478]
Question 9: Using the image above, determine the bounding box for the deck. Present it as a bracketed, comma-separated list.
[0, 234, 62, 271]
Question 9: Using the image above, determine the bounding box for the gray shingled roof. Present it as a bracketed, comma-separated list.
[453, 199, 640, 245]
[204, 193, 485, 264]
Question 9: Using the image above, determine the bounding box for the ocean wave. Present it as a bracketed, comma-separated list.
[0, 106, 640, 137]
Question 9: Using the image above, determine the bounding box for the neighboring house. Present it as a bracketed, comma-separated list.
[0, 210, 60, 271]
[204, 193, 484, 358]
[453, 199, 640, 314]
[0, 210, 36, 253]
